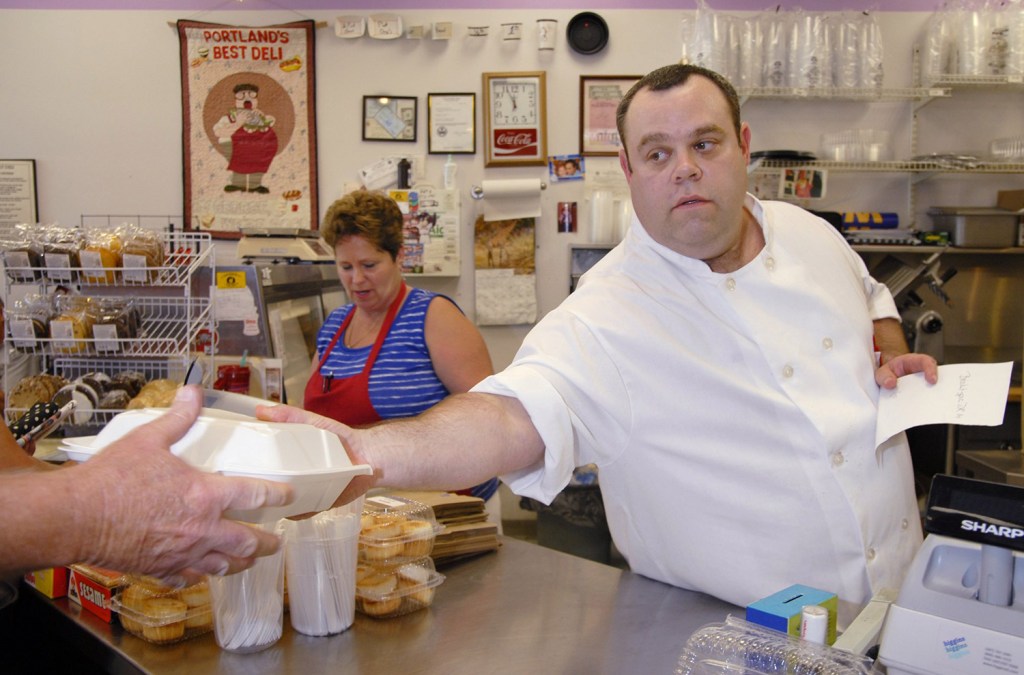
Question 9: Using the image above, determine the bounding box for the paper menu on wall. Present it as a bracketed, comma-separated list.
[875, 362, 1013, 447]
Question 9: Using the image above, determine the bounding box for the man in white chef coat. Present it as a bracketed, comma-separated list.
[262, 64, 937, 624]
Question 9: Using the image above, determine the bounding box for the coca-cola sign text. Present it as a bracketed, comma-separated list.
[492, 128, 538, 157]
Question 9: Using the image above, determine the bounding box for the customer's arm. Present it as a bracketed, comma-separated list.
[0, 386, 293, 585]
[0, 425, 57, 473]
[424, 298, 495, 393]
[259, 391, 544, 504]
[873, 317, 939, 389]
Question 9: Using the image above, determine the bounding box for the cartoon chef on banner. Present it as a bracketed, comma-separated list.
[213, 81, 278, 194]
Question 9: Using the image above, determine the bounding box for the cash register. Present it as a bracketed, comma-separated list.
[879, 475, 1023, 674]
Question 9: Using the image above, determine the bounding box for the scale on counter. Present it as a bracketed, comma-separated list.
[237, 228, 334, 263]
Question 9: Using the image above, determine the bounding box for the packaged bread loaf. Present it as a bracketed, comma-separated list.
[92, 297, 139, 352]
[50, 295, 96, 355]
[4, 293, 54, 352]
[80, 228, 124, 285]
[40, 225, 85, 284]
[0, 225, 43, 282]
[121, 225, 165, 283]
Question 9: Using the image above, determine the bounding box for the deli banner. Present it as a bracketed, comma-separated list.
[177, 20, 318, 237]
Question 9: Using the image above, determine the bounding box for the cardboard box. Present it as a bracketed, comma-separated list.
[997, 189, 1024, 212]
[67, 564, 127, 623]
[746, 584, 839, 645]
[23, 567, 69, 598]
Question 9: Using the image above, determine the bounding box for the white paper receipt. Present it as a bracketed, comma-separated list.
[875, 362, 1013, 447]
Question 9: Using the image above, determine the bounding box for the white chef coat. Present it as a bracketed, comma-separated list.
[475, 194, 922, 622]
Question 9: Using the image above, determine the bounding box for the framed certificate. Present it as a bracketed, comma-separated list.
[0, 159, 39, 228]
[482, 71, 547, 167]
[579, 75, 640, 156]
[362, 95, 417, 142]
[427, 93, 476, 154]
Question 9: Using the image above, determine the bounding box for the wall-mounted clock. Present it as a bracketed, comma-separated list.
[482, 71, 547, 167]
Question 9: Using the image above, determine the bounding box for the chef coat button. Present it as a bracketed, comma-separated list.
[866, 547, 877, 561]
[831, 451, 845, 467]
[764, 256, 776, 271]
[725, 278, 737, 291]
[782, 364, 794, 378]
[901, 518, 909, 530]
[822, 337, 834, 350]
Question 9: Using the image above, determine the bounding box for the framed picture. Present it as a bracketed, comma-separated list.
[579, 75, 640, 156]
[427, 93, 476, 154]
[0, 159, 38, 228]
[362, 95, 417, 142]
[482, 71, 547, 167]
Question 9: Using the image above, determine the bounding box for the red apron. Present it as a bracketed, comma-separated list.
[304, 284, 407, 427]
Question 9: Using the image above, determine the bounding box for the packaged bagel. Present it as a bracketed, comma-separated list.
[112, 575, 213, 645]
[359, 495, 441, 566]
[355, 557, 445, 619]
[80, 227, 124, 285]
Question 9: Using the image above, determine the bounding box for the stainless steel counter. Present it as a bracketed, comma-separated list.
[17, 537, 737, 674]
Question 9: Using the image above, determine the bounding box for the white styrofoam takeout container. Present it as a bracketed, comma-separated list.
[60, 407, 373, 522]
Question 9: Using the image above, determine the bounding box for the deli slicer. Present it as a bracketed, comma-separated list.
[879, 475, 1023, 675]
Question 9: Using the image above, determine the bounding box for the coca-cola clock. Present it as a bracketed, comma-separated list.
[482, 71, 548, 167]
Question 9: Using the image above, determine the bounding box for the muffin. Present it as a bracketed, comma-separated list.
[140, 598, 187, 643]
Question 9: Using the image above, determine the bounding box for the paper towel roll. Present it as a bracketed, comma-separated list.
[590, 190, 615, 243]
[482, 178, 543, 221]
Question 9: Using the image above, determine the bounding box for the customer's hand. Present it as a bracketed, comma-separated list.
[73, 386, 293, 586]
[256, 402, 377, 507]
[875, 352, 939, 390]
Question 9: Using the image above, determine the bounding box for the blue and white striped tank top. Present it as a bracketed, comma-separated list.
[314, 287, 500, 501]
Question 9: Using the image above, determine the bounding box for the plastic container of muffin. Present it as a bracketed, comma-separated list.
[111, 577, 213, 645]
[355, 557, 446, 619]
[358, 495, 442, 565]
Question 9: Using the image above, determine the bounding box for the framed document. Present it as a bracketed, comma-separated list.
[579, 75, 640, 156]
[482, 71, 547, 167]
[363, 95, 417, 142]
[0, 159, 39, 228]
[427, 93, 475, 154]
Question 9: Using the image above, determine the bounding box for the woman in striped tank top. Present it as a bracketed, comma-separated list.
[304, 190, 502, 522]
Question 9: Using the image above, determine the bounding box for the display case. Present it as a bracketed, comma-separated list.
[211, 264, 344, 405]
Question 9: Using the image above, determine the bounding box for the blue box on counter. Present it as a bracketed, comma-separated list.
[745, 584, 838, 645]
